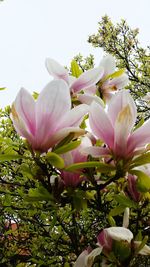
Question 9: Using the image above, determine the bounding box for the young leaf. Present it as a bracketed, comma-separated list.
[71, 60, 83, 78]
[53, 140, 81, 154]
[0, 154, 23, 162]
[131, 170, 150, 192]
[130, 152, 150, 169]
[46, 152, 65, 169]
[65, 161, 115, 172]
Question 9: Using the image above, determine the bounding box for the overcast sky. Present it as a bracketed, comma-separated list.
[0, 0, 149, 107]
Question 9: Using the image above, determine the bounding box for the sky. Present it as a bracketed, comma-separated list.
[0, 0, 149, 107]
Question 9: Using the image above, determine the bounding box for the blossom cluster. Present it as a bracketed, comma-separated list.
[11, 54, 150, 265]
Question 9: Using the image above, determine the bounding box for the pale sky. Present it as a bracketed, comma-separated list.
[0, 0, 149, 107]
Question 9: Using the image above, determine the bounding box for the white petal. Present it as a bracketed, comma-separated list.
[99, 55, 116, 76]
[134, 241, 150, 255]
[106, 227, 133, 243]
[45, 58, 69, 84]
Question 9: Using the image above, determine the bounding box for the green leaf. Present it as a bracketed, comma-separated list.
[53, 140, 81, 154]
[105, 69, 125, 81]
[131, 170, 150, 192]
[71, 60, 83, 78]
[130, 152, 150, 168]
[134, 236, 148, 255]
[134, 117, 144, 131]
[109, 205, 126, 217]
[25, 186, 54, 202]
[0, 154, 23, 162]
[65, 161, 115, 172]
[108, 215, 116, 226]
[0, 87, 6, 90]
[46, 152, 65, 169]
[114, 193, 137, 209]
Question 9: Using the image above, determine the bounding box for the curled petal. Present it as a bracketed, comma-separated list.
[45, 58, 69, 84]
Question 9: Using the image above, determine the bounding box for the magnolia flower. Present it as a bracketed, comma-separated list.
[11, 80, 89, 152]
[45, 58, 104, 95]
[98, 55, 129, 101]
[97, 227, 133, 252]
[74, 247, 102, 267]
[60, 137, 92, 187]
[84, 90, 150, 160]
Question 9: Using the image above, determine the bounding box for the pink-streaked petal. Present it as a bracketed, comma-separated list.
[106, 227, 133, 243]
[68, 75, 76, 86]
[70, 66, 104, 94]
[99, 55, 116, 76]
[127, 118, 150, 154]
[107, 90, 137, 127]
[89, 102, 114, 149]
[81, 146, 110, 158]
[72, 136, 91, 163]
[78, 93, 104, 106]
[12, 88, 36, 136]
[97, 229, 112, 251]
[45, 58, 69, 84]
[36, 80, 71, 145]
[114, 105, 133, 157]
[58, 104, 89, 128]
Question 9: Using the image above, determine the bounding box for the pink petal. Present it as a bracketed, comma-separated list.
[11, 88, 36, 145]
[45, 58, 69, 84]
[107, 73, 129, 89]
[89, 102, 114, 149]
[70, 66, 104, 94]
[58, 104, 89, 128]
[99, 55, 116, 76]
[35, 80, 71, 147]
[127, 118, 150, 154]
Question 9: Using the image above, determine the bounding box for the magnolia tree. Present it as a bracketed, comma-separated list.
[0, 20, 150, 267]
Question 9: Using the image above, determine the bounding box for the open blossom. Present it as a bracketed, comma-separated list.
[97, 227, 133, 253]
[98, 55, 129, 101]
[11, 80, 89, 152]
[45, 58, 104, 95]
[84, 89, 150, 160]
[60, 137, 92, 187]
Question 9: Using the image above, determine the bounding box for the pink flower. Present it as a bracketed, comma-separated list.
[86, 90, 150, 160]
[97, 227, 133, 252]
[45, 58, 104, 95]
[11, 80, 89, 152]
[98, 55, 129, 101]
[60, 137, 91, 187]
